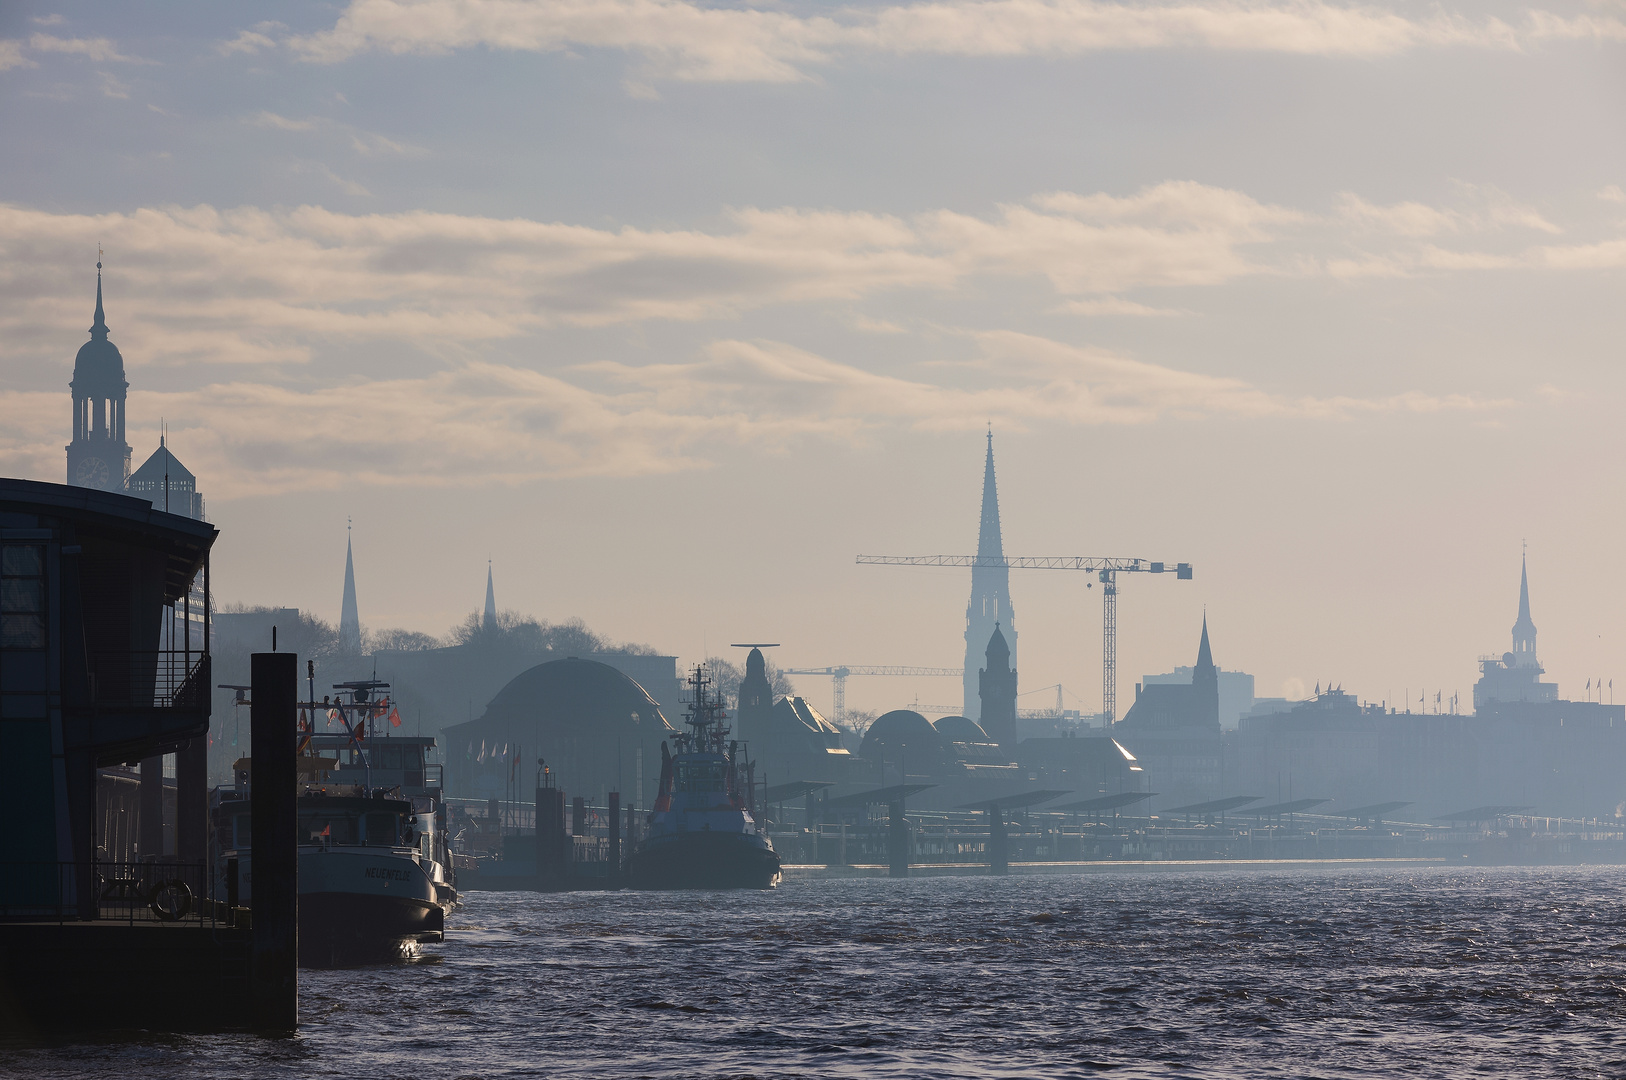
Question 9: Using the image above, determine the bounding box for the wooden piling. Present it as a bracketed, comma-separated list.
[250, 651, 297, 1032]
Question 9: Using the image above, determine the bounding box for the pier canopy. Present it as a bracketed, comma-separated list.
[442, 656, 675, 805]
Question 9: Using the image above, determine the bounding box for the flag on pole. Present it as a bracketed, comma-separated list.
[388, 705, 402, 728]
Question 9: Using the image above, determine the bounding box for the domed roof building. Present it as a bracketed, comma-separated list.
[933, 715, 990, 743]
[860, 709, 953, 776]
[926, 714, 1008, 768]
[732, 647, 852, 785]
[442, 656, 676, 806]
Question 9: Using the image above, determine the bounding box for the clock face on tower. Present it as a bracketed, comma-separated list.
[74, 456, 111, 489]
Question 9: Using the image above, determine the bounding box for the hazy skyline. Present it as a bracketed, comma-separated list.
[3, 0, 1624, 720]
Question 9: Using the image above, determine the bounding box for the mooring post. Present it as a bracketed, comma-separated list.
[250, 651, 297, 1032]
[607, 791, 621, 884]
[988, 804, 1009, 876]
[888, 798, 909, 878]
[543, 777, 556, 878]
[139, 754, 164, 859]
[176, 735, 208, 892]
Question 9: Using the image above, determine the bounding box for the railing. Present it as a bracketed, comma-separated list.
[87, 652, 210, 710]
[0, 860, 233, 926]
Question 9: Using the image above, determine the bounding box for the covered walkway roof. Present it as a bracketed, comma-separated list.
[823, 783, 935, 809]
[1163, 796, 1262, 816]
[958, 789, 1070, 811]
[1048, 791, 1156, 813]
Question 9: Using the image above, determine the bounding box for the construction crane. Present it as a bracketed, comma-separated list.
[855, 554, 1192, 724]
[779, 665, 963, 727]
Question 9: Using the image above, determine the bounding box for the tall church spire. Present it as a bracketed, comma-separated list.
[976, 427, 1004, 562]
[964, 429, 1016, 719]
[1195, 613, 1214, 671]
[1511, 550, 1538, 667]
[340, 521, 362, 652]
[483, 560, 498, 632]
[91, 261, 108, 339]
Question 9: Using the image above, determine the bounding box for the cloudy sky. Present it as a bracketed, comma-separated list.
[2, 0, 1623, 720]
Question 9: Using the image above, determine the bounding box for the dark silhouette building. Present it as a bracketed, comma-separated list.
[734, 647, 849, 785]
[978, 624, 1018, 751]
[65, 263, 132, 493]
[964, 432, 1015, 720]
[127, 436, 205, 521]
[1114, 617, 1222, 808]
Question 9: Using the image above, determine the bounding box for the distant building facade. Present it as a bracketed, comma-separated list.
[1228, 558, 1626, 820]
[1142, 665, 1255, 728]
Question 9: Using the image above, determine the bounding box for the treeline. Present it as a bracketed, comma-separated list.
[215, 603, 659, 660]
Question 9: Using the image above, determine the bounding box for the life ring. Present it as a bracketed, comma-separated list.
[148, 879, 193, 921]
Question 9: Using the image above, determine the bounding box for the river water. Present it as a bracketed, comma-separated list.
[8, 865, 1626, 1078]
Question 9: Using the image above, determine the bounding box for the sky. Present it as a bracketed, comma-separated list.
[2, 0, 1624, 722]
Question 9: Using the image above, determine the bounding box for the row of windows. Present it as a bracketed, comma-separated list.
[1, 545, 44, 651]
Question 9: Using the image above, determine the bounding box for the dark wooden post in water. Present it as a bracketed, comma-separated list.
[607, 791, 621, 883]
[888, 798, 910, 878]
[988, 804, 1009, 876]
[139, 754, 164, 858]
[535, 785, 567, 882]
[176, 736, 207, 886]
[250, 651, 297, 1032]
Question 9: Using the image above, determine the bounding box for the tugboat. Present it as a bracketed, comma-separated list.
[628, 666, 782, 889]
[213, 670, 458, 964]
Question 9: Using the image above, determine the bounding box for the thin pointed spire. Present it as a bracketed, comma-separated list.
[483, 560, 497, 631]
[340, 520, 362, 652]
[1196, 612, 1213, 671]
[90, 255, 108, 339]
[1512, 549, 1537, 665]
[977, 428, 1004, 561]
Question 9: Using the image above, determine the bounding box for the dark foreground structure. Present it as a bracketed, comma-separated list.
[0, 478, 296, 1034]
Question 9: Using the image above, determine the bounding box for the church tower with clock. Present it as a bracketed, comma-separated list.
[66, 261, 132, 492]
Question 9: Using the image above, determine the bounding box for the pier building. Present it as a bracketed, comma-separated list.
[734, 647, 850, 786]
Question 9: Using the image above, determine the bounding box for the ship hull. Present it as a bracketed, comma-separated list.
[298, 890, 444, 966]
[627, 831, 782, 890]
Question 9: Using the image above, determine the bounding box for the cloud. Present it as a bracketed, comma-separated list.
[28, 33, 151, 64]
[250, 110, 317, 131]
[1335, 188, 1561, 238]
[1060, 296, 1184, 316]
[218, 22, 286, 56]
[271, 0, 1605, 84]
[0, 182, 1611, 379]
[0, 334, 1509, 496]
[245, 111, 427, 156]
[0, 40, 37, 71]
[98, 71, 131, 99]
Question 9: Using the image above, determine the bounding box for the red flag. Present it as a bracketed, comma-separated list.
[388, 705, 402, 728]
[355, 719, 366, 741]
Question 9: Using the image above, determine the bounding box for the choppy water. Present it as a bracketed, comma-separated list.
[9, 866, 1626, 1078]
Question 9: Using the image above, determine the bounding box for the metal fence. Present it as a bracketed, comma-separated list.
[0, 860, 231, 926]
[86, 651, 210, 710]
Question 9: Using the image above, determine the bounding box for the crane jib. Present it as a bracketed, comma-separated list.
[856, 554, 1191, 577]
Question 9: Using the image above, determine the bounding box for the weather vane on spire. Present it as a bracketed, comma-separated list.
[97, 243, 103, 270]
